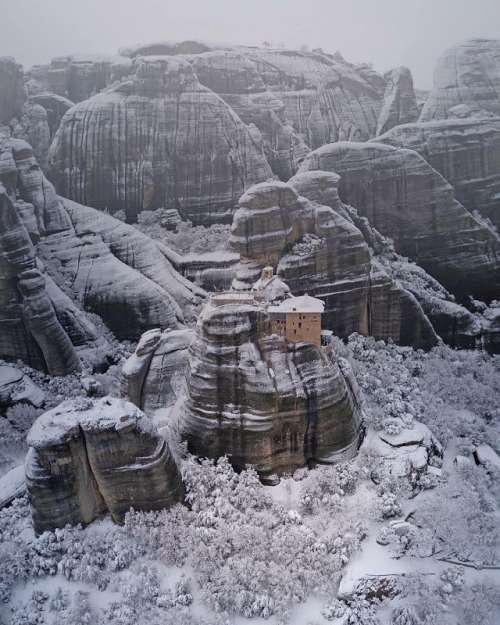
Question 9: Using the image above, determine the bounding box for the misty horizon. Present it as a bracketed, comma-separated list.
[3, 0, 500, 89]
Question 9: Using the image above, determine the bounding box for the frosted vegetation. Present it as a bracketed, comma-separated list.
[131, 208, 232, 256]
[1, 335, 499, 624]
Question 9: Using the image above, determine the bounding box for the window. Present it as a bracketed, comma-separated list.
[299, 322, 302, 328]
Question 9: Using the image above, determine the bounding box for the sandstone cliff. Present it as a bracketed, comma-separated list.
[181, 299, 363, 483]
[375, 66, 419, 136]
[230, 178, 438, 349]
[192, 50, 310, 180]
[298, 142, 500, 303]
[373, 118, 500, 230]
[25, 397, 184, 535]
[420, 39, 500, 121]
[0, 133, 204, 373]
[48, 55, 274, 224]
[121, 328, 194, 413]
[25, 54, 133, 103]
[246, 49, 383, 148]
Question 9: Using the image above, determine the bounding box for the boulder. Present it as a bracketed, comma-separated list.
[48, 55, 273, 224]
[298, 142, 500, 303]
[121, 328, 194, 412]
[25, 397, 184, 535]
[181, 298, 364, 483]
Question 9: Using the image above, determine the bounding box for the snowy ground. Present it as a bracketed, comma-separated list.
[0, 335, 499, 625]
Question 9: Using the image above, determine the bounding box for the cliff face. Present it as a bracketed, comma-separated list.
[375, 66, 419, 136]
[181, 300, 363, 483]
[298, 142, 500, 303]
[192, 51, 310, 181]
[121, 328, 194, 413]
[246, 49, 383, 148]
[0, 133, 204, 373]
[230, 178, 438, 349]
[0, 56, 25, 124]
[373, 118, 500, 230]
[420, 39, 500, 121]
[0, 184, 81, 375]
[25, 54, 133, 103]
[25, 397, 184, 535]
[48, 55, 274, 225]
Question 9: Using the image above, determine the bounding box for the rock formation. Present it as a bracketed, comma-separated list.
[0, 57, 51, 170]
[0, 180, 82, 375]
[121, 328, 194, 413]
[375, 66, 419, 136]
[182, 298, 363, 483]
[191, 51, 310, 180]
[373, 118, 500, 230]
[48, 55, 274, 224]
[0, 132, 204, 373]
[420, 39, 500, 121]
[0, 364, 45, 411]
[230, 178, 438, 349]
[25, 397, 184, 535]
[298, 142, 500, 303]
[0, 57, 25, 124]
[30, 93, 74, 142]
[246, 49, 383, 148]
[25, 54, 133, 103]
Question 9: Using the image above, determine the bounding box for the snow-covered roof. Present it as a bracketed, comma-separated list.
[268, 294, 325, 314]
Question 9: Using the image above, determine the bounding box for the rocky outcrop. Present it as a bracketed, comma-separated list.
[0, 57, 51, 170]
[25, 397, 184, 535]
[0, 364, 45, 411]
[121, 328, 194, 413]
[420, 39, 500, 122]
[48, 55, 274, 224]
[120, 40, 225, 58]
[25, 54, 133, 103]
[0, 57, 25, 124]
[373, 118, 500, 230]
[11, 137, 203, 340]
[230, 178, 438, 349]
[0, 132, 204, 373]
[192, 51, 310, 180]
[31, 94, 74, 142]
[0, 182, 82, 375]
[298, 142, 500, 303]
[375, 67, 419, 136]
[246, 49, 383, 148]
[181, 299, 363, 482]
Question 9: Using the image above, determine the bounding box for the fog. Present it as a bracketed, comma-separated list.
[2, 0, 500, 88]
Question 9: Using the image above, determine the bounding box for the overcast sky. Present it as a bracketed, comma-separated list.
[3, 0, 500, 89]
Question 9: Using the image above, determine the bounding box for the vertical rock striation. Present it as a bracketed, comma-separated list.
[25, 397, 184, 535]
[298, 142, 500, 303]
[375, 66, 419, 136]
[121, 328, 194, 412]
[230, 178, 438, 348]
[192, 51, 310, 180]
[420, 39, 500, 121]
[182, 299, 363, 483]
[373, 118, 500, 230]
[247, 49, 383, 148]
[48, 55, 274, 224]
